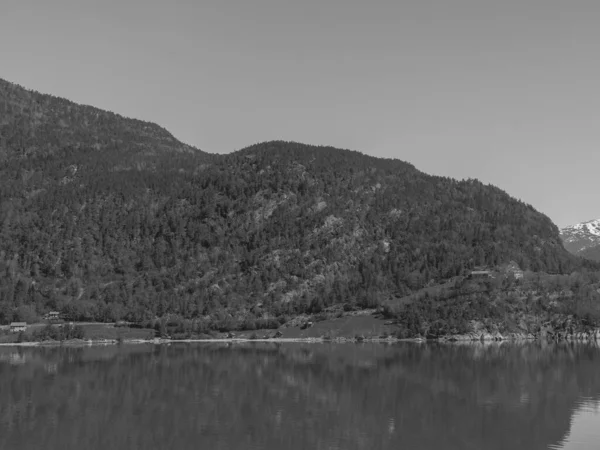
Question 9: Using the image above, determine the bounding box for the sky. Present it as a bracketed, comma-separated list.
[1, 0, 599, 228]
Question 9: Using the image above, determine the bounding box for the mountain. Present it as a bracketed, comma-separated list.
[0, 78, 202, 160]
[0, 77, 597, 335]
[560, 219, 600, 261]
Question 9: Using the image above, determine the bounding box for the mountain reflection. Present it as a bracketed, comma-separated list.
[1, 342, 600, 450]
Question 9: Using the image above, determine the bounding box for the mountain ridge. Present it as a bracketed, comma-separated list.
[1, 76, 599, 338]
[0, 77, 203, 160]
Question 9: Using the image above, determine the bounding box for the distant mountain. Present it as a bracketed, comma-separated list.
[560, 219, 600, 261]
[0, 77, 596, 334]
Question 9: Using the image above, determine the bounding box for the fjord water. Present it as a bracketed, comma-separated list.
[1, 343, 600, 450]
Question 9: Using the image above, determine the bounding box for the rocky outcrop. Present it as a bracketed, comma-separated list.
[440, 328, 600, 342]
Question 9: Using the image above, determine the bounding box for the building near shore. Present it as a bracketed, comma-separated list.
[469, 270, 493, 279]
[9, 322, 27, 333]
[44, 311, 61, 321]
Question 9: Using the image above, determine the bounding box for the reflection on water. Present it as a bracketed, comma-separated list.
[550, 399, 600, 450]
[1, 342, 600, 450]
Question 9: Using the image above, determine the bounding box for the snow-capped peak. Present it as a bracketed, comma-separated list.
[564, 219, 600, 237]
[560, 218, 600, 255]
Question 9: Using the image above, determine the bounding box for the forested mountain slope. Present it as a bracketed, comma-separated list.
[0, 78, 200, 160]
[0, 78, 590, 328]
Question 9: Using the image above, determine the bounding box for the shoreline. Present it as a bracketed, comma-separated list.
[3, 326, 600, 347]
[0, 337, 407, 347]
[0, 335, 585, 347]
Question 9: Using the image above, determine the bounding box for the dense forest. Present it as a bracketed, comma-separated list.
[1, 77, 599, 334]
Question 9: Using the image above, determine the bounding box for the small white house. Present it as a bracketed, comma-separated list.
[10, 322, 27, 333]
[44, 311, 61, 321]
[469, 270, 493, 279]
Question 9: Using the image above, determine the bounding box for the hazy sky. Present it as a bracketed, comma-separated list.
[1, 0, 599, 227]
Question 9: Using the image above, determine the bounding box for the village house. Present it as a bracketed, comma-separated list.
[9, 322, 27, 333]
[44, 311, 61, 321]
[505, 261, 524, 279]
[469, 270, 493, 279]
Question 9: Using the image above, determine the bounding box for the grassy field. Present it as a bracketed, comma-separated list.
[0, 323, 155, 343]
[79, 324, 155, 340]
[0, 312, 395, 344]
[279, 314, 395, 340]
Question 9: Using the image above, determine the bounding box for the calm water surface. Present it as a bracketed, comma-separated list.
[1, 342, 600, 450]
